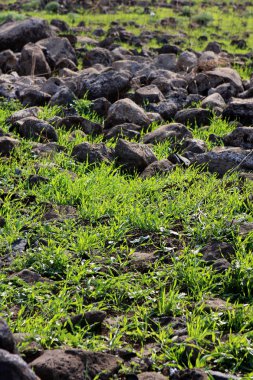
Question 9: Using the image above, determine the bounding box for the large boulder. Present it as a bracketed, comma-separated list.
[78, 69, 131, 101]
[30, 349, 122, 380]
[105, 99, 151, 129]
[115, 138, 157, 172]
[0, 349, 38, 380]
[18, 43, 51, 77]
[223, 98, 253, 125]
[0, 18, 54, 52]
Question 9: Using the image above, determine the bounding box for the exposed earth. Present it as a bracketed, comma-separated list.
[0, 0, 253, 379]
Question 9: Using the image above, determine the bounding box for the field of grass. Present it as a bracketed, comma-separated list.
[1, 0, 253, 378]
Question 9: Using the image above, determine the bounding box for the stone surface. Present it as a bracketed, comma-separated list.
[0, 319, 16, 354]
[104, 123, 142, 141]
[17, 118, 58, 142]
[115, 138, 157, 172]
[72, 142, 114, 164]
[78, 69, 131, 101]
[37, 37, 77, 68]
[30, 349, 122, 380]
[143, 123, 192, 144]
[191, 147, 253, 176]
[105, 99, 151, 129]
[223, 98, 253, 125]
[18, 43, 51, 77]
[175, 108, 212, 127]
[0, 136, 19, 156]
[135, 85, 165, 104]
[0, 18, 54, 52]
[0, 349, 38, 380]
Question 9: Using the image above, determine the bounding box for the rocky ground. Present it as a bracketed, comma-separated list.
[1, 1, 253, 380]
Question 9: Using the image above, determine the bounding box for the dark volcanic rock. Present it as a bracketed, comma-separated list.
[0, 319, 16, 353]
[49, 87, 77, 106]
[171, 368, 208, 380]
[0, 349, 38, 380]
[188, 68, 243, 95]
[135, 85, 165, 104]
[0, 50, 17, 73]
[57, 116, 102, 136]
[17, 89, 51, 107]
[201, 93, 226, 110]
[90, 97, 111, 117]
[181, 138, 207, 154]
[83, 47, 113, 68]
[30, 349, 122, 380]
[115, 138, 157, 172]
[78, 69, 131, 101]
[140, 159, 174, 178]
[37, 37, 77, 68]
[223, 126, 253, 149]
[148, 100, 178, 121]
[0, 136, 19, 156]
[72, 142, 114, 164]
[64, 310, 106, 331]
[104, 123, 142, 141]
[223, 98, 253, 125]
[18, 118, 58, 142]
[18, 43, 51, 77]
[0, 18, 54, 52]
[143, 123, 192, 144]
[175, 108, 212, 127]
[191, 147, 253, 176]
[105, 99, 151, 129]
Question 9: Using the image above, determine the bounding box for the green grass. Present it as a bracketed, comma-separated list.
[0, 1, 253, 377]
[0, 95, 253, 376]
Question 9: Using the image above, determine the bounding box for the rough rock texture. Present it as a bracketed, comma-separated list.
[105, 99, 151, 129]
[115, 138, 157, 172]
[143, 123, 192, 144]
[0, 349, 39, 380]
[71, 142, 114, 164]
[30, 349, 122, 380]
[191, 147, 253, 176]
[175, 108, 212, 127]
[18, 43, 51, 77]
[140, 159, 174, 178]
[78, 69, 131, 100]
[223, 98, 253, 125]
[17, 118, 58, 142]
[36, 37, 77, 68]
[223, 126, 253, 149]
[188, 68, 243, 95]
[0, 18, 54, 52]
[0, 136, 19, 156]
[0, 319, 16, 353]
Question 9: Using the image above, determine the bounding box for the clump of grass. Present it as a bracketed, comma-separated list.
[193, 12, 213, 26]
[45, 1, 60, 13]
